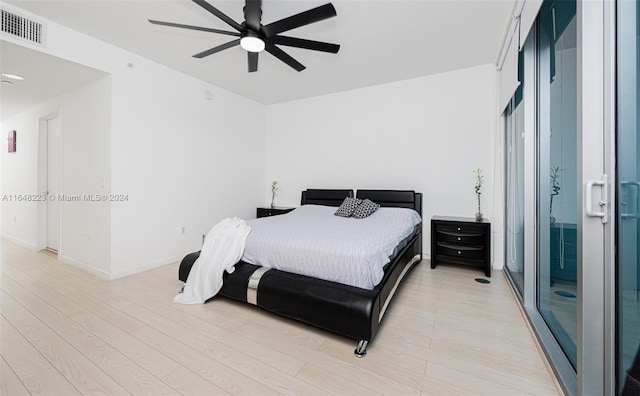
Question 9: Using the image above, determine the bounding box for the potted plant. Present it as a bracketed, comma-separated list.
[270, 180, 279, 208]
[474, 168, 483, 221]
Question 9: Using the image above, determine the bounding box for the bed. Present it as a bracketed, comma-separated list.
[178, 189, 423, 357]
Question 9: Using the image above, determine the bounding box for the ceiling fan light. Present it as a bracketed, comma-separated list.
[240, 36, 265, 52]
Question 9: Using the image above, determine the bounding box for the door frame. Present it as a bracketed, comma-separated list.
[577, 0, 615, 394]
[36, 111, 62, 254]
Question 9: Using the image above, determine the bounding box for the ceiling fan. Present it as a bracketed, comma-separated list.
[149, 0, 340, 73]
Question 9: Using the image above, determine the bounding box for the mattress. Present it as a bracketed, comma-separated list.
[241, 204, 422, 289]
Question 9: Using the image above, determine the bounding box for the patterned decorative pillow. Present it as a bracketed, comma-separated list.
[334, 197, 362, 217]
[352, 199, 380, 219]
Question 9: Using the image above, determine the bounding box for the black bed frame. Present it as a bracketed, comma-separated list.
[178, 189, 423, 357]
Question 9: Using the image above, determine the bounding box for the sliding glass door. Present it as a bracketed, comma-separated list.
[617, 0, 640, 392]
[505, 56, 525, 296]
[537, 0, 578, 369]
[503, 0, 618, 393]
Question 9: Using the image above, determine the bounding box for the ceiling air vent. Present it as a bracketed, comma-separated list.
[1, 8, 43, 45]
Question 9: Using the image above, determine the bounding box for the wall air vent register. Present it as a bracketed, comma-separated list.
[1, 8, 44, 45]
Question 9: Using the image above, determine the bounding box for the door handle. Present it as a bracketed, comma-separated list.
[621, 180, 640, 219]
[586, 175, 608, 223]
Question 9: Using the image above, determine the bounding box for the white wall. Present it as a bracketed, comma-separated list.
[1, 106, 43, 249]
[59, 77, 112, 276]
[109, 62, 265, 277]
[2, 6, 266, 279]
[0, 77, 112, 276]
[265, 64, 499, 265]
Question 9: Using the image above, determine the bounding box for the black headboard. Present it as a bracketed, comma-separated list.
[356, 190, 422, 215]
[301, 189, 422, 215]
[301, 189, 354, 207]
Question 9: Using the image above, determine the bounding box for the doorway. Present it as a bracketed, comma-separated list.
[46, 116, 60, 252]
[37, 113, 61, 254]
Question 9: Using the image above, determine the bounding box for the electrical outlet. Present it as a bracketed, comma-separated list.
[180, 226, 186, 235]
[13, 215, 16, 223]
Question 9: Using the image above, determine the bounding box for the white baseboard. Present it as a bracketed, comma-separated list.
[2, 234, 38, 250]
[2, 235, 184, 281]
[108, 256, 183, 280]
[59, 255, 111, 280]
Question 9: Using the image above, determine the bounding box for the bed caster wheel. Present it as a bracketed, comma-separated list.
[354, 340, 368, 358]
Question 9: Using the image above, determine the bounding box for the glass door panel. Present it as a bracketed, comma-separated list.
[537, 0, 578, 368]
[618, 0, 640, 392]
[505, 94, 525, 295]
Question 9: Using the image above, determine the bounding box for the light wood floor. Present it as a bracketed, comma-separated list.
[0, 239, 561, 395]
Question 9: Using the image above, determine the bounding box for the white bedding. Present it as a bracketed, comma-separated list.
[241, 204, 421, 290]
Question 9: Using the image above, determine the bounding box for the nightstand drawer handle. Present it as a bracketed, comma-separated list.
[457, 251, 461, 255]
[457, 227, 461, 231]
[457, 237, 461, 241]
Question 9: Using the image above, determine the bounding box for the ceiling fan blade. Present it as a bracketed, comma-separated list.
[244, 0, 262, 32]
[192, 0, 243, 32]
[193, 39, 240, 58]
[266, 43, 305, 72]
[148, 20, 241, 37]
[263, 3, 337, 37]
[248, 51, 259, 72]
[270, 36, 339, 53]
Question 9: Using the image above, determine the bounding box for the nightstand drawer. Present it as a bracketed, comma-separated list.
[435, 229, 484, 245]
[436, 242, 485, 260]
[431, 216, 491, 277]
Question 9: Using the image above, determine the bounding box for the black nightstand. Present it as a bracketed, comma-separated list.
[431, 216, 491, 277]
[256, 206, 295, 218]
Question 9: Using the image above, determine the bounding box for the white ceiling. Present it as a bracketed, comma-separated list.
[0, 40, 108, 120]
[2, 0, 514, 107]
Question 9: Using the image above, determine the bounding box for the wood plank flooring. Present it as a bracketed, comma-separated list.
[0, 239, 561, 395]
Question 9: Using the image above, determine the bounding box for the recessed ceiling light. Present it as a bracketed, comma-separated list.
[1, 73, 24, 81]
[1, 80, 13, 85]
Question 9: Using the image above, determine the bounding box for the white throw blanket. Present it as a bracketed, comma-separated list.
[174, 217, 251, 304]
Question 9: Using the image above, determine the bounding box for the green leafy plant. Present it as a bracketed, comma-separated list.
[474, 168, 483, 221]
[271, 180, 279, 208]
